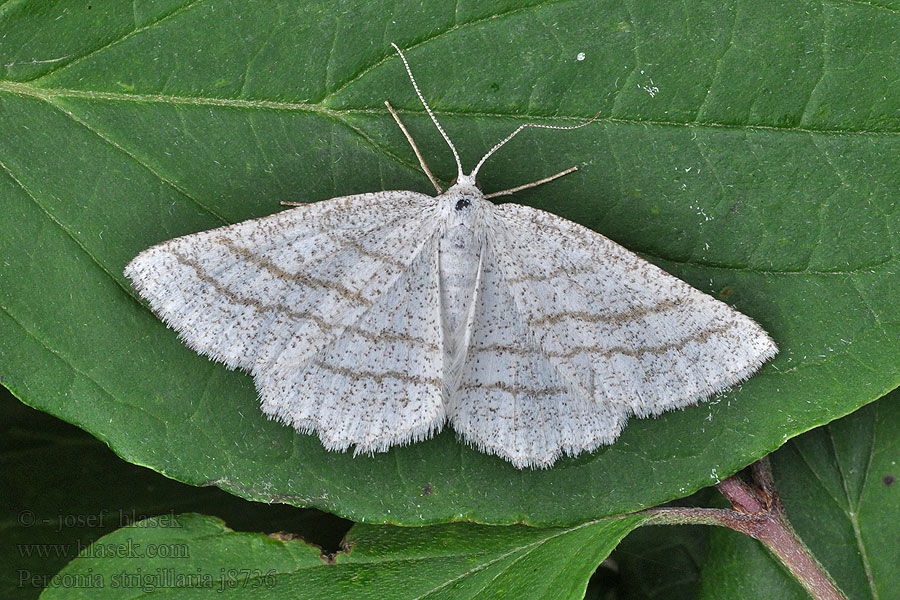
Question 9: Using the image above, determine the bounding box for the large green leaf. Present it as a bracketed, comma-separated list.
[39, 513, 645, 599]
[1, 1, 898, 525]
[697, 387, 900, 600]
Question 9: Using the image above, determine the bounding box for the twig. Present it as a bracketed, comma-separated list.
[640, 458, 846, 600]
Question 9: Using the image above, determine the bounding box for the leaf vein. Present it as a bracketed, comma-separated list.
[29, 0, 207, 83]
[411, 520, 600, 600]
[324, 0, 581, 101]
[46, 95, 229, 225]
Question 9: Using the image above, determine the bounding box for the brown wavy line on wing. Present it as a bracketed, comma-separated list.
[472, 322, 736, 359]
[313, 361, 441, 388]
[528, 297, 685, 326]
[220, 238, 373, 307]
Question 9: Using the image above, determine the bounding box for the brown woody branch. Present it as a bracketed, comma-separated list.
[640, 458, 846, 600]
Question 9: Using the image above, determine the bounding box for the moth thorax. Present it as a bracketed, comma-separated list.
[438, 219, 482, 357]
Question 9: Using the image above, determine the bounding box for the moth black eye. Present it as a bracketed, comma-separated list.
[455, 198, 471, 211]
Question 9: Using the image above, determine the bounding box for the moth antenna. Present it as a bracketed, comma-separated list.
[391, 43, 464, 181]
[470, 112, 602, 179]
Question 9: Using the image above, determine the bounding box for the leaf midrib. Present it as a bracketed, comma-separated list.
[5, 80, 900, 139]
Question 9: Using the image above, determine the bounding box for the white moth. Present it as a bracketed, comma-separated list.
[125, 44, 777, 469]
